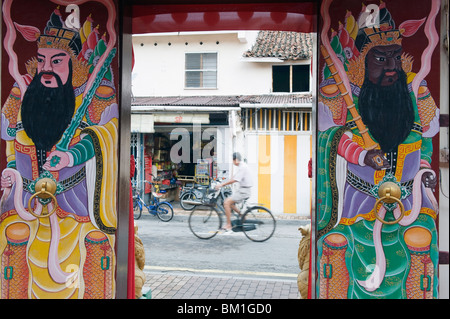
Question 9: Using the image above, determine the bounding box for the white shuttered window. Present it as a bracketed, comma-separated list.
[185, 53, 217, 88]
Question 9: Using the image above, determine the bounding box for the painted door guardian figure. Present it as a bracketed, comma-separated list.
[317, 0, 440, 298]
[1, 0, 118, 299]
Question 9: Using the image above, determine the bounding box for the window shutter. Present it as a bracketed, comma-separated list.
[185, 53, 217, 88]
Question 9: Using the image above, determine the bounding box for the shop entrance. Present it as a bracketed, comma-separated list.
[132, 123, 232, 204]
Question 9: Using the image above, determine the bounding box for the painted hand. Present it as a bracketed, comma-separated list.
[421, 171, 437, 189]
[1, 175, 12, 190]
[364, 149, 390, 170]
[43, 150, 70, 171]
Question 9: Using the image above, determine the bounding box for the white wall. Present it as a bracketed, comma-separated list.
[243, 131, 312, 216]
[215, 126, 234, 179]
[132, 31, 307, 97]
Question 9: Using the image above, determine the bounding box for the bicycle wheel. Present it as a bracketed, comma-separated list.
[180, 192, 197, 211]
[188, 206, 222, 239]
[133, 199, 143, 220]
[156, 202, 174, 222]
[242, 206, 276, 242]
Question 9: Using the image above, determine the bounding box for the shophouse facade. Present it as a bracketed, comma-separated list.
[131, 30, 313, 216]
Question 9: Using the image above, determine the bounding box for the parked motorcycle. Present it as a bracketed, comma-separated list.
[179, 178, 231, 210]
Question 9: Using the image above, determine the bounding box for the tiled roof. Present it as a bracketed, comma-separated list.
[243, 31, 312, 60]
[238, 94, 311, 104]
[132, 94, 312, 107]
[132, 96, 239, 107]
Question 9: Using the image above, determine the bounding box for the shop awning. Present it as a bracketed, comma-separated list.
[131, 112, 211, 133]
[131, 114, 155, 133]
[154, 113, 209, 124]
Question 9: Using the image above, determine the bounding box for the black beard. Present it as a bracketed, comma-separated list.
[21, 65, 75, 152]
[359, 70, 414, 153]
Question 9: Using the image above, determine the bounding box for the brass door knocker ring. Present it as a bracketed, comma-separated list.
[374, 181, 405, 225]
[27, 178, 58, 218]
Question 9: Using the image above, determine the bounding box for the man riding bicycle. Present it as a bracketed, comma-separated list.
[215, 152, 253, 231]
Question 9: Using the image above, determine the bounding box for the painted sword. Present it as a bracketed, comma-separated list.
[49, 47, 117, 167]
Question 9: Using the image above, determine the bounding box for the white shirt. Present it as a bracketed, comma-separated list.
[232, 162, 253, 188]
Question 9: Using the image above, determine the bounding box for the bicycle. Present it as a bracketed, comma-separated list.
[187, 180, 276, 242]
[133, 180, 174, 222]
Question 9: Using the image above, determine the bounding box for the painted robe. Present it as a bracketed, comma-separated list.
[317, 74, 439, 299]
[0, 74, 118, 299]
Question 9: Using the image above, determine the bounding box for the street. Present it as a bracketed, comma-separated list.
[135, 207, 310, 280]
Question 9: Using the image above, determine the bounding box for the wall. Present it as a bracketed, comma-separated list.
[244, 131, 312, 216]
[132, 31, 306, 97]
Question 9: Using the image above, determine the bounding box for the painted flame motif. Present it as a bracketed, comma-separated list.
[13, 22, 40, 42]
[399, 18, 426, 37]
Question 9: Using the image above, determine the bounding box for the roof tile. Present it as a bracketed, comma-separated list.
[243, 31, 312, 60]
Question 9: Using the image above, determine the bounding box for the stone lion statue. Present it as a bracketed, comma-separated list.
[297, 224, 311, 299]
[135, 222, 147, 299]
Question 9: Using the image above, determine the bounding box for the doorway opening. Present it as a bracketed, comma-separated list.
[129, 1, 318, 299]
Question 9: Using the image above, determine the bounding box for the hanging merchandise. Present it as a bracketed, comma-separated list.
[195, 159, 210, 185]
